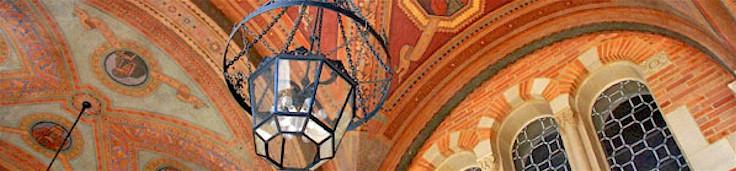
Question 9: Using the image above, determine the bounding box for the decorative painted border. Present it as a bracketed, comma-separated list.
[384, 0, 538, 114]
[722, 1, 736, 23]
[398, 0, 484, 32]
[0, 31, 7, 64]
[86, 0, 256, 146]
[128, 0, 239, 75]
[144, 157, 192, 171]
[0, 0, 74, 100]
[69, 90, 104, 116]
[0, 140, 46, 170]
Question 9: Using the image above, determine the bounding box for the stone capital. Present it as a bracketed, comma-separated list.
[553, 109, 577, 128]
[476, 153, 497, 171]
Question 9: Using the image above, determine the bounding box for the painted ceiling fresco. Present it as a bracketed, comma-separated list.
[0, 0, 254, 170]
[417, 0, 469, 16]
[1, 0, 735, 170]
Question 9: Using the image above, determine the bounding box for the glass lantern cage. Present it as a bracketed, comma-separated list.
[222, 0, 391, 170]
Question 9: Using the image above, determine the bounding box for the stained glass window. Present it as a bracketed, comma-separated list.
[592, 80, 689, 171]
[512, 117, 571, 171]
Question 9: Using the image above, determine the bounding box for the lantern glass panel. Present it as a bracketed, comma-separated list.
[276, 59, 320, 113]
[255, 135, 267, 156]
[304, 119, 330, 143]
[282, 133, 318, 168]
[312, 62, 352, 129]
[334, 90, 354, 145]
[267, 134, 284, 165]
[277, 115, 307, 133]
[256, 117, 278, 140]
[251, 60, 276, 124]
[319, 137, 333, 159]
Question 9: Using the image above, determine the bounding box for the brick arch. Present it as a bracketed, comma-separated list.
[389, 5, 736, 168]
[556, 61, 588, 98]
[573, 61, 647, 119]
[410, 128, 494, 170]
[597, 36, 658, 65]
[411, 78, 561, 171]
[559, 32, 694, 102]
[557, 33, 712, 101]
[399, 31, 735, 170]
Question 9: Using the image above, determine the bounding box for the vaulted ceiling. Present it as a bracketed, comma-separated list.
[0, 0, 735, 170]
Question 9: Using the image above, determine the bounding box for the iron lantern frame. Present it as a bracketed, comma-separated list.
[248, 52, 358, 170]
[222, 0, 392, 170]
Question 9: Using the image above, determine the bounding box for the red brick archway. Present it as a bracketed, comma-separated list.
[382, 2, 736, 169]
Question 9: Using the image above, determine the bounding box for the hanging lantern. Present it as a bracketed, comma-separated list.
[222, 0, 391, 170]
[248, 50, 356, 169]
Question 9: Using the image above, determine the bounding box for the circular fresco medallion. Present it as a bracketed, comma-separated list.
[103, 50, 149, 86]
[30, 121, 72, 151]
[91, 42, 160, 97]
[20, 114, 83, 158]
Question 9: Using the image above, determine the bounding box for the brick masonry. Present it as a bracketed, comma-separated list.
[410, 31, 736, 170]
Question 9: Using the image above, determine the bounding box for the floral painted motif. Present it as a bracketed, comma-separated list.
[0, 0, 73, 100]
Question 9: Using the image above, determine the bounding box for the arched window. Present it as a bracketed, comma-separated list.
[592, 80, 688, 170]
[512, 117, 571, 171]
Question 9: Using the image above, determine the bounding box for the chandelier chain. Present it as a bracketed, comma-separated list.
[282, 5, 307, 53]
[241, 26, 278, 55]
[226, 7, 288, 68]
[338, 13, 369, 117]
[309, 7, 324, 52]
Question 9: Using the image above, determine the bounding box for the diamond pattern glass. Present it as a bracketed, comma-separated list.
[592, 80, 689, 171]
[512, 117, 571, 171]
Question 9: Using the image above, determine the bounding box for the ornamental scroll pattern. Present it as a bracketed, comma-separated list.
[76, 7, 206, 109]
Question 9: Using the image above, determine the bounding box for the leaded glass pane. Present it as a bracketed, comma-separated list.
[512, 117, 571, 171]
[592, 80, 689, 171]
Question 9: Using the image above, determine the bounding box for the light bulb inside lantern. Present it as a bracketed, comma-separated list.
[300, 98, 311, 112]
[278, 94, 298, 112]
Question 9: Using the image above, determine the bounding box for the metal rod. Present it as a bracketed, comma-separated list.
[46, 101, 91, 171]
